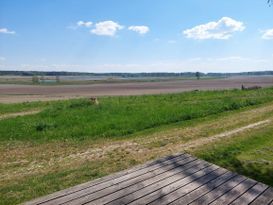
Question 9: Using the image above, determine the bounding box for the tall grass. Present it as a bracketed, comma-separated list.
[1, 88, 273, 141]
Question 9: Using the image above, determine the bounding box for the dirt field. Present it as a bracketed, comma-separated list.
[0, 76, 273, 103]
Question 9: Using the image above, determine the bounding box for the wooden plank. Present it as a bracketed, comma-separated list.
[210, 178, 257, 205]
[105, 164, 217, 205]
[189, 175, 247, 205]
[24, 153, 187, 205]
[66, 159, 211, 205]
[147, 168, 226, 205]
[250, 187, 273, 205]
[45, 155, 196, 205]
[229, 182, 269, 205]
[169, 171, 236, 205]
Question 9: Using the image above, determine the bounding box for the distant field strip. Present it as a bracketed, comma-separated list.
[1, 77, 273, 103]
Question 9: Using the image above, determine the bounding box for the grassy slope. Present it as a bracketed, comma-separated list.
[1, 88, 273, 204]
[193, 123, 273, 186]
[1, 88, 273, 141]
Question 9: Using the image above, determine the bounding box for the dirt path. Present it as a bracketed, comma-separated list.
[179, 119, 271, 151]
[0, 110, 41, 120]
[57, 119, 272, 162]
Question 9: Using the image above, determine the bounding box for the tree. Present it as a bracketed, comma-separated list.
[195, 72, 200, 80]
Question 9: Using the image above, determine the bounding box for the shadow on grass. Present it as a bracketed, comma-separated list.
[201, 153, 273, 187]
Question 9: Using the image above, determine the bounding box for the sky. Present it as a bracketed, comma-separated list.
[0, 0, 273, 73]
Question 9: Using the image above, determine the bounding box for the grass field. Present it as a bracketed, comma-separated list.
[1, 88, 273, 142]
[1, 87, 273, 204]
[194, 123, 273, 186]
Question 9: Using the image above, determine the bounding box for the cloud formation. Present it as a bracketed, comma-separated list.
[77, 21, 93, 28]
[128, 26, 149, 34]
[0, 28, 15, 34]
[91, 21, 123, 36]
[183, 17, 245, 40]
[262, 28, 273, 39]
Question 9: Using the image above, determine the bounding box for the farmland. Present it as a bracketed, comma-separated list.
[1, 86, 273, 204]
[1, 76, 273, 103]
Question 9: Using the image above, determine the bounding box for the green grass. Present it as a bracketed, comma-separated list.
[193, 124, 273, 186]
[1, 87, 273, 142]
[1, 88, 273, 204]
[0, 101, 51, 115]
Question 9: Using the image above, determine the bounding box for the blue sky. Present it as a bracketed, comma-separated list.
[0, 0, 273, 73]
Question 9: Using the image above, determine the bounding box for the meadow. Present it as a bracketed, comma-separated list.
[1, 87, 273, 204]
[1, 88, 273, 142]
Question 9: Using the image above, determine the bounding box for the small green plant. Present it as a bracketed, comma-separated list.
[35, 122, 57, 131]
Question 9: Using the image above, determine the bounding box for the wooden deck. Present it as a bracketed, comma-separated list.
[25, 153, 273, 205]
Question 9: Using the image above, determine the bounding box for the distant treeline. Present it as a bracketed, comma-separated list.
[0, 70, 273, 77]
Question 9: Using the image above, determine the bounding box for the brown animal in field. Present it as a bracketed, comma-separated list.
[241, 84, 262, 90]
[90, 97, 99, 105]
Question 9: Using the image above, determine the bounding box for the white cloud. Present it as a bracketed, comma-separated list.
[262, 28, 273, 39]
[77, 21, 93, 28]
[91, 21, 123, 36]
[128, 26, 150, 34]
[0, 28, 15, 35]
[0, 57, 6, 61]
[183, 17, 245, 40]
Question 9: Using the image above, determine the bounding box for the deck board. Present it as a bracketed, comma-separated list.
[209, 178, 257, 205]
[250, 187, 273, 205]
[169, 171, 236, 205]
[24, 153, 273, 205]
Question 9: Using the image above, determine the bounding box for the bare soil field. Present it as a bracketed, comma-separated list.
[0, 76, 272, 103]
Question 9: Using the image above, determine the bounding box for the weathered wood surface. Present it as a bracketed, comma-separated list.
[24, 153, 273, 205]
